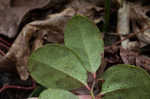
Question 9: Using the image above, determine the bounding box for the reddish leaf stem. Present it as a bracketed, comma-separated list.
[85, 85, 91, 91]
[93, 73, 96, 79]
[0, 80, 36, 93]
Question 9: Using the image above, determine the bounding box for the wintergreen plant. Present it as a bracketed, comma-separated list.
[28, 15, 150, 99]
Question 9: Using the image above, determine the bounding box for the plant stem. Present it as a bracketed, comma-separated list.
[104, 0, 111, 32]
[90, 80, 96, 99]
[90, 90, 95, 99]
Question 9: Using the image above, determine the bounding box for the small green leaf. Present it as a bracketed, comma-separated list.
[39, 89, 79, 99]
[28, 44, 88, 90]
[100, 64, 150, 99]
[64, 15, 104, 74]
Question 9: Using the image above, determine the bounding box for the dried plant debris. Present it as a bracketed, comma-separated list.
[103, 0, 150, 73]
[117, 1, 150, 69]
[120, 48, 138, 65]
[0, 0, 51, 38]
[120, 47, 150, 72]
[67, 0, 104, 23]
[114, 0, 150, 50]
[105, 47, 122, 66]
[0, 0, 104, 39]
[130, 3, 150, 46]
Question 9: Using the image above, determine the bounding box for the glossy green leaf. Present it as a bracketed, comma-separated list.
[28, 44, 88, 90]
[64, 15, 104, 73]
[100, 64, 150, 99]
[39, 89, 79, 99]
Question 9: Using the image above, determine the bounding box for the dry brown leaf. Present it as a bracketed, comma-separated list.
[120, 47, 150, 72]
[130, 2, 150, 46]
[120, 48, 138, 65]
[67, 0, 104, 23]
[0, 0, 49, 38]
[136, 55, 150, 71]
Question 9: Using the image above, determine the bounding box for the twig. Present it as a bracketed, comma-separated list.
[104, 26, 150, 50]
[0, 80, 36, 93]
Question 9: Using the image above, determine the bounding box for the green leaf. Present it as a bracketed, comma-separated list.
[39, 89, 79, 99]
[28, 44, 88, 90]
[100, 64, 150, 99]
[64, 15, 104, 74]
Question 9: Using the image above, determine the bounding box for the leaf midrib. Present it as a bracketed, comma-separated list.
[79, 26, 92, 72]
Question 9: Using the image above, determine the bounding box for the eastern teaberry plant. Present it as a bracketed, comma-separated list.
[28, 15, 150, 99]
